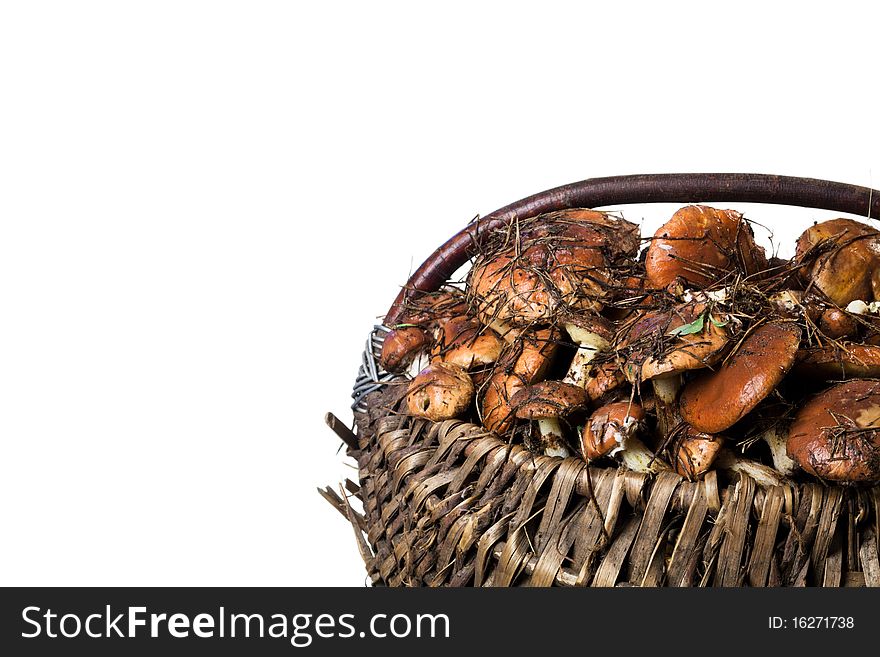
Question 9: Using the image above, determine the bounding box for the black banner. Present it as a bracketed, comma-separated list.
[1, 587, 875, 655]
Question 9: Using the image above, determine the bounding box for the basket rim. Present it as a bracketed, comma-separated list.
[385, 172, 880, 324]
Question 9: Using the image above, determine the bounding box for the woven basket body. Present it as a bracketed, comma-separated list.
[325, 174, 880, 587]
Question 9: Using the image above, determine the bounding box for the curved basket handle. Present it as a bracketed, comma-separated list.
[385, 173, 880, 325]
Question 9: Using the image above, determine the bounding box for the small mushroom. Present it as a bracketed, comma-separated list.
[510, 381, 587, 457]
[482, 371, 524, 435]
[380, 326, 430, 373]
[644, 205, 767, 289]
[381, 287, 470, 373]
[768, 290, 804, 319]
[818, 308, 859, 340]
[562, 314, 614, 387]
[432, 315, 503, 370]
[581, 401, 668, 472]
[795, 218, 880, 307]
[406, 362, 475, 421]
[468, 250, 560, 326]
[787, 379, 880, 483]
[396, 287, 470, 326]
[673, 427, 724, 480]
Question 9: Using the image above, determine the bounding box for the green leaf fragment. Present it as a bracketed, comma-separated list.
[667, 311, 727, 337]
[667, 315, 705, 336]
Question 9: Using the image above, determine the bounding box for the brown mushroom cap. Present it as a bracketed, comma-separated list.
[380, 326, 430, 373]
[432, 315, 503, 370]
[674, 427, 724, 480]
[644, 205, 767, 289]
[510, 381, 587, 420]
[406, 362, 474, 421]
[509, 327, 560, 382]
[817, 308, 859, 340]
[518, 208, 640, 263]
[679, 321, 802, 433]
[468, 209, 639, 324]
[620, 302, 730, 384]
[792, 343, 880, 380]
[795, 218, 880, 307]
[584, 361, 627, 402]
[395, 287, 469, 327]
[581, 401, 646, 460]
[469, 251, 558, 325]
[787, 379, 880, 482]
[481, 371, 522, 434]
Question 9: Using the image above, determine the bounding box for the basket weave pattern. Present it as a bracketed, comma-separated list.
[340, 391, 880, 587]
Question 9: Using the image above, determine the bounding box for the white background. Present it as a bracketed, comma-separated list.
[1, 1, 879, 586]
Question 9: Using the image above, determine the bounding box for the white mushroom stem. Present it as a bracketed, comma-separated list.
[652, 374, 682, 404]
[563, 345, 601, 386]
[651, 374, 682, 438]
[716, 448, 786, 488]
[563, 324, 610, 387]
[538, 418, 570, 458]
[406, 351, 431, 379]
[611, 432, 669, 473]
[759, 426, 796, 476]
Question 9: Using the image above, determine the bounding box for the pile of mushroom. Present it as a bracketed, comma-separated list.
[395, 206, 880, 486]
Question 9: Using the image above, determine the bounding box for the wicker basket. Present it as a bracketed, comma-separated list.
[322, 173, 880, 587]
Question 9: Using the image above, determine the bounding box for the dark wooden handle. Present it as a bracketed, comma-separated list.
[385, 173, 880, 325]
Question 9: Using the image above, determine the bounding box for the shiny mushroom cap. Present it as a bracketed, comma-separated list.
[519, 208, 640, 263]
[679, 321, 802, 434]
[792, 343, 880, 381]
[817, 308, 859, 340]
[795, 218, 880, 307]
[432, 315, 503, 370]
[380, 326, 430, 373]
[645, 205, 767, 289]
[406, 362, 474, 422]
[581, 401, 646, 460]
[673, 427, 724, 480]
[787, 379, 880, 483]
[620, 302, 730, 384]
[510, 381, 587, 420]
